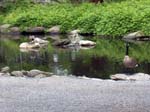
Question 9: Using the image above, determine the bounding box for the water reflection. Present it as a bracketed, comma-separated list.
[0, 34, 150, 79]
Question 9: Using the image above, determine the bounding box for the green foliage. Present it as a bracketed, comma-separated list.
[2, 0, 150, 35]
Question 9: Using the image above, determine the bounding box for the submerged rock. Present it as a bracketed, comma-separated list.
[110, 73, 150, 81]
[9, 27, 20, 34]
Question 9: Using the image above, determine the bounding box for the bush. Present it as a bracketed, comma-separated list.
[3, 0, 150, 36]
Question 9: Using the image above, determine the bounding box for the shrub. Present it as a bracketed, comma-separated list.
[3, 0, 150, 36]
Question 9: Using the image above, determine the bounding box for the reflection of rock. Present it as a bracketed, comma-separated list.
[47, 26, 60, 34]
[111, 73, 150, 81]
[123, 31, 150, 41]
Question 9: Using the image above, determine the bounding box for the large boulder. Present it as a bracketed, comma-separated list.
[47, 26, 60, 34]
[110, 73, 150, 81]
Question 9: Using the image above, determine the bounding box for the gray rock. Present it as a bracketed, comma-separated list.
[0, 24, 11, 33]
[47, 26, 60, 34]
[9, 27, 20, 34]
[123, 31, 145, 40]
[27, 27, 45, 33]
[11, 71, 25, 77]
[34, 74, 47, 78]
[110, 73, 150, 81]
[53, 39, 70, 46]
[27, 69, 52, 77]
[1, 66, 10, 73]
[0, 72, 10, 76]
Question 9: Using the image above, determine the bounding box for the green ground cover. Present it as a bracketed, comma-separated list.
[1, 0, 150, 36]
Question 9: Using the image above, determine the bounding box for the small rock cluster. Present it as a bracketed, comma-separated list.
[110, 73, 150, 81]
[0, 66, 53, 78]
[0, 24, 61, 34]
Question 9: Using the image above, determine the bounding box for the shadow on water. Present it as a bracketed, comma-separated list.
[0, 34, 150, 79]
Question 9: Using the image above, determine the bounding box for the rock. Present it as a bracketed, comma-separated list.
[110, 73, 150, 81]
[34, 74, 47, 78]
[0, 72, 10, 76]
[53, 39, 70, 47]
[27, 27, 45, 33]
[1, 66, 10, 73]
[11, 71, 25, 77]
[31, 37, 49, 44]
[0, 24, 11, 33]
[47, 26, 60, 34]
[9, 27, 20, 34]
[19, 42, 41, 49]
[123, 31, 145, 40]
[27, 69, 52, 77]
[79, 40, 96, 46]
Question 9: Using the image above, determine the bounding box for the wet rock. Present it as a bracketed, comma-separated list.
[27, 69, 52, 77]
[53, 39, 70, 47]
[47, 26, 60, 34]
[110, 73, 150, 81]
[19, 42, 41, 49]
[1, 66, 10, 73]
[26, 27, 45, 33]
[0, 24, 11, 33]
[9, 27, 20, 34]
[11, 71, 25, 77]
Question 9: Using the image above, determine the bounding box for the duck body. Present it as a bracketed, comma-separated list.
[123, 55, 138, 68]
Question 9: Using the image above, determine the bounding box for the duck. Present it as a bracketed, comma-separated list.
[123, 43, 138, 68]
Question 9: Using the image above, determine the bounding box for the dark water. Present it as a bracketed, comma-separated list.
[0, 34, 150, 79]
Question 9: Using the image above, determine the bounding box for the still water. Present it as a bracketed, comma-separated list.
[0, 34, 150, 79]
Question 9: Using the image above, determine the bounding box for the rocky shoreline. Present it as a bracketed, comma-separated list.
[0, 24, 63, 35]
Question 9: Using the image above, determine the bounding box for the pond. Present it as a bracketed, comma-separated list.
[0, 34, 150, 79]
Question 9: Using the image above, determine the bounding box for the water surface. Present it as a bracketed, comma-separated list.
[0, 34, 150, 79]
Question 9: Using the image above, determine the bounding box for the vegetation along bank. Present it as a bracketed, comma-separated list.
[0, 0, 150, 36]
